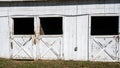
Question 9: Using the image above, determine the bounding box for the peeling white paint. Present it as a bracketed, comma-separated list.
[0, 2, 119, 62]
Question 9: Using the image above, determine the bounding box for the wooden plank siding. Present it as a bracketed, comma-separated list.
[0, 0, 119, 61]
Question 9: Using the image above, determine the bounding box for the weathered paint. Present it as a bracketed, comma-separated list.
[37, 35, 62, 60]
[12, 36, 34, 59]
[89, 14, 120, 62]
[0, 1, 119, 62]
[89, 36, 119, 62]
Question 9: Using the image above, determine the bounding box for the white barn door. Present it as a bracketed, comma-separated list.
[36, 17, 63, 60]
[10, 18, 34, 59]
[37, 36, 62, 60]
[76, 15, 89, 60]
[64, 15, 88, 60]
[89, 16, 119, 62]
[10, 17, 63, 60]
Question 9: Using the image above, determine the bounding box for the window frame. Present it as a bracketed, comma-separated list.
[39, 15, 63, 36]
[11, 16, 35, 37]
[89, 14, 120, 37]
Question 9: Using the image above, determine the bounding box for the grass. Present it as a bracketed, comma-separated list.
[0, 59, 120, 68]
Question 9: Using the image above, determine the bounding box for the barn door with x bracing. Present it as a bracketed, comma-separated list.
[11, 18, 34, 59]
[37, 17, 63, 60]
[89, 16, 119, 61]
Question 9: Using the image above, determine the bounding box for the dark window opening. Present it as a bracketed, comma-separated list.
[14, 18, 34, 35]
[91, 16, 119, 35]
[40, 17, 63, 35]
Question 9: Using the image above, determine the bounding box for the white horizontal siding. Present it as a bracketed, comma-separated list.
[0, 4, 119, 16]
[78, 4, 120, 14]
[0, 2, 119, 61]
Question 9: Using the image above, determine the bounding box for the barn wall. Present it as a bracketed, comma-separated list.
[0, 1, 119, 60]
[78, 4, 120, 14]
[0, 2, 119, 16]
[0, 17, 10, 58]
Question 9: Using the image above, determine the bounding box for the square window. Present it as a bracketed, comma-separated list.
[40, 17, 63, 35]
[91, 16, 119, 35]
[14, 18, 34, 35]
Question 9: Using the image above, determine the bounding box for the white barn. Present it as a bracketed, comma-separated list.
[0, 0, 120, 62]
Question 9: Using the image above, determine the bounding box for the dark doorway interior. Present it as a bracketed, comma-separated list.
[91, 16, 119, 35]
[14, 18, 34, 35]
[40, 17, 63, 35]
